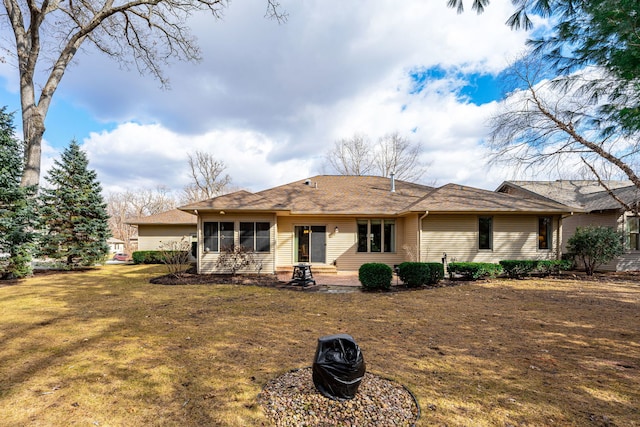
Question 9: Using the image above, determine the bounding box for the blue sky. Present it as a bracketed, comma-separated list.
[0, 0, 540, 195]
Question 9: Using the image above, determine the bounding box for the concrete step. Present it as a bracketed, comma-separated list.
[276, 265, 338, 275]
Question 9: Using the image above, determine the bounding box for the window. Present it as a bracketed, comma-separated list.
[203, 222, 234, 252]
[478, 216, 493, 250]
[627, 216, 639, 250]
[357, 219, 396, 253]
[538, 217, 552, 250]
[240, 222, 271, 252]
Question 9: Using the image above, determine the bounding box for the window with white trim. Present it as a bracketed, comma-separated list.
[240, 222, 271, 252]
[203, 222, 234, 252]
[538, 217, 552, 250]
[478, 216, 493, 250]
[357, 219, 395, 253]
[627, 216, 639, 250]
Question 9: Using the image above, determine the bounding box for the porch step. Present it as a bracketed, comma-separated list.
[276, 265, 338, 275]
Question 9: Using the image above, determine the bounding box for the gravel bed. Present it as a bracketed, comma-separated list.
[258, 367, 420, 426]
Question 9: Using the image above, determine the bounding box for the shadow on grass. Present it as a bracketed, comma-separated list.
[1, 265, 639, 426]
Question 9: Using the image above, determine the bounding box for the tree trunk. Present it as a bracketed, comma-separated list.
[20, 107, 45, 187]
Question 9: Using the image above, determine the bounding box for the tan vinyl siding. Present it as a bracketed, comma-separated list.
[198, 213, 276, 274]
[421, 214, 559, 264]
[137, 225, 197, 251]
[561, 212, 619, 251]
[276, 216, 410, 272]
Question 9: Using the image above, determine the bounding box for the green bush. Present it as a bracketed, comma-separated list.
[397, 262, 430, 287]
[132, 251, 166, 264]
[359, 263, 393, 290]
[567, 226, 624, 275]
[447, 262, 502, 280]
[425, 262, 445, 284]
[499, 259, 573, 278]
[536, 259, 573, 276]
[397, 262, 444, 287]
[499, 260, 538, 279]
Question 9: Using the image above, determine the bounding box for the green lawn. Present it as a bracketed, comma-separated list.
[1, 264, 639, 426]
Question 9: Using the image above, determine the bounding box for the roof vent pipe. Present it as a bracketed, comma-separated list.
[390, 172, 396, 193]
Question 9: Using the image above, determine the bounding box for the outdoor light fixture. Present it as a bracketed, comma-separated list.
[219, 210, 225, 215]
[334, 226, 339, 234]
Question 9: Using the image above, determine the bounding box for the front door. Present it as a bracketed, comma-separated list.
[294, 225, 326, 264]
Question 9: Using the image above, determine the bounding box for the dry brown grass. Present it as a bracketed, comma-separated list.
[1, 264, 639, 426]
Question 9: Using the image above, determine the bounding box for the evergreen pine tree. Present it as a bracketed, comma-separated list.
[39, 140, 111, 268]
[0, 107, 37, 279]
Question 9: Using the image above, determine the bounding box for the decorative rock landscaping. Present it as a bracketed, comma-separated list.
[258, 367, 420, 426]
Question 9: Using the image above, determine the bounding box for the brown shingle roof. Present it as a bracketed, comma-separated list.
[127, 209, 197, 225]
[408, 184, 573, 213]
[181, 175, 433, 215]
[498, 180, 637, 212]
[180, 175, 574, 216]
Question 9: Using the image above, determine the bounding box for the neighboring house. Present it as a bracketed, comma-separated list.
[178, 175, 574, 275]
[107, 237, 125, 254]
[497, 180, 640, 271]
[127, 209, 198, 256]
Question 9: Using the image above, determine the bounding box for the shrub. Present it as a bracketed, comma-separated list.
[216, 246, 256, 275]
[132, 251, 166, 264]
[397, 262, 444, 287]
[359, 263, 393, 290]
[536, 259, 573, 276]
[425, 262, 445, 284]
[447, 262, 502, 280]
[397, 262, 430, 287]
[499, 260, 538, 279]
[158, 238, 192, 277]
[499, 259, 574, 278]
[567, 226, 624, 275]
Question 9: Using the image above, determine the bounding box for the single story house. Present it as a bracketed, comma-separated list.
[497, 180, 640, 271]
[127, 209, 198, 256]
[178, 175, 575, 275]
[106, 237, 125, 254]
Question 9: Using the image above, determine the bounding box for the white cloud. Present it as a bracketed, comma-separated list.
[15, 0, 547, 194]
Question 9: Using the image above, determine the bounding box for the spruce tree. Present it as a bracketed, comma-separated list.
[39, 141, 111, 268]
[0, 107, 37, 279]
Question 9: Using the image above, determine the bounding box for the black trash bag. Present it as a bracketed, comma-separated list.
[312, 334, 366, 401]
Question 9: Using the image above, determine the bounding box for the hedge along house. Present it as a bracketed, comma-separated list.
[178, 175, 574, 275]
[497, 180, 640, 271]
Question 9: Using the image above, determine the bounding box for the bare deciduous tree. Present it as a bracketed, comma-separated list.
[489, 57, 640, 208]
[324, 134, 373, 176]
[181, 151, 232, 203]
[324, 132, 429, 182]
[374, 132, 428, 182]
[106, 186, 177, 254]
[2, 0, 284, 187]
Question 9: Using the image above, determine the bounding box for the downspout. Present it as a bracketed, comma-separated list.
[194, 210, 201, 274]
[417, 211, 429, 262]
[273, 212, 278, 274]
